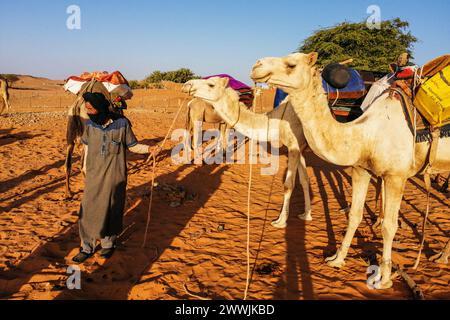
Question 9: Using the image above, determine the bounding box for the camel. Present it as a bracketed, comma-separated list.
[0, 78, 11, 114]
[251, 52, 450, 289]
[187, 98, 228, 162]
[182, 76, 313, 227]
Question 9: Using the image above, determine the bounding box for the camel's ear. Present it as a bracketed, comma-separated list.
[307, 52, 319, 66]
[220, 77, 230, 88]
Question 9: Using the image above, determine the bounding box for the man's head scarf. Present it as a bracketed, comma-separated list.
[83, 92, 111, 125]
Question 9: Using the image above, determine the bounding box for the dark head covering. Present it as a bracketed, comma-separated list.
[322, 63, 351, 89]
[83, 92, 112, 125]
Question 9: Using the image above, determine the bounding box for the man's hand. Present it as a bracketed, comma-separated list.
[146, 145, 163, 163]
[149, 145, 162, 156]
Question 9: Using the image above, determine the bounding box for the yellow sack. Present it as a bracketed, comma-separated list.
[414, 65, 450, 128]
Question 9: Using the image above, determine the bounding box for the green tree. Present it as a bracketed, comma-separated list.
[144, 68, 199, 85]
[298, 18, 418, 72]
[0, 74, 20, 88]
[129, 80, 144, 90]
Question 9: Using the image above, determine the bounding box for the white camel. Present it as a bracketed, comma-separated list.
[0, 78, 11, 114]
[251, 52, 450, 289]
[182, 76, 312, 227]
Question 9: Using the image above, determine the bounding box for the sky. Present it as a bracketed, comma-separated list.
[0, 0, 449, 84]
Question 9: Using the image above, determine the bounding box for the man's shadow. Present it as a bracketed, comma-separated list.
[52, 163, 229, 300]
[0, 139, 228, 299]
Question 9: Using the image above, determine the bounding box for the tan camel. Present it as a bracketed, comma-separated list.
[182, 77, 313, 227]
[0, 78, 11, 114]
[187, 98, 228, 161]
[251, 52, 450, 289]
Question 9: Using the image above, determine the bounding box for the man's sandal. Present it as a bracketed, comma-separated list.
[99, 247, 115, 259]
[72, 250, 93, 264]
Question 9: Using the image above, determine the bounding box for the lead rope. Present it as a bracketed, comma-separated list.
[244, 137, 253, 300]
[142, 98, 188, 248]
[413, 190, 431, 270]
[243, 85, 260, 300]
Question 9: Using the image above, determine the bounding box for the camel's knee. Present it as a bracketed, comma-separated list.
[283, 175, 296, 192]
[347, 212, 363, 230]
[381, 219, 398, 239]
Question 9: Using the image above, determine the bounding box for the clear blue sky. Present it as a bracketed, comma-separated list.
[0, 0, 449, 84]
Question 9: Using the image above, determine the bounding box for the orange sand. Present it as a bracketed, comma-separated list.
[0, 76, 448, 300]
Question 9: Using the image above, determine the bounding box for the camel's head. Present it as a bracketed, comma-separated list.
[251, 52, 318, 93]
[182, 77, 231, 103]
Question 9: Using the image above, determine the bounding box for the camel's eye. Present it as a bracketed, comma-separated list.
[208, 84, 215, 88]
[286, 63, 296, 69]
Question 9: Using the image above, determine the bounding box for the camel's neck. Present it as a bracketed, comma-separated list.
[289, 69, 364, 166]
[213, 90, 273, 142]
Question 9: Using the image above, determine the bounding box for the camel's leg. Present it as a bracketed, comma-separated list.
[297, 153, 312, 221]
[65, 143, 75, 199]
[219, 123, 228, 156]
[272, 149, 300, 229]
[373, 178, 385, 229]
[0, 100, 4, 115]
[326, 167, 371, 268]
[192, 119, 203, 165]
[6, 94, 11, 113]
[430, 240, 450, 264]
[377, 175, 405, 289]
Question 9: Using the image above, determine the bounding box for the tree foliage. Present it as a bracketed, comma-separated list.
[0, 74, 20, 87]
[298, 18, 418, 72]
[128, 80, 145, 90]
[144, 68, 199, 85]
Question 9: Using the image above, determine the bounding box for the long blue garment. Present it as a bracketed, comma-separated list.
[274, 89, 289, 108]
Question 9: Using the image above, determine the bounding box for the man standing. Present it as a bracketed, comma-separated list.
[72, 92, 155, 263]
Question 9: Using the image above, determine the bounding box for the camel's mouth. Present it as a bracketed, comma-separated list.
[251, 70, 272, 84]
[252, 74, 295, 90]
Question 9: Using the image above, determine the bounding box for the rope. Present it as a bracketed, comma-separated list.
[242, 87, 262, 300]
[183, 283, 212, 301]
[244, 136, 253, 300]
[141, 98, 188, 248]
[413, 190, 431, 270]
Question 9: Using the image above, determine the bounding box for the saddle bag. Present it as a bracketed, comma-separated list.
[414, 56, 450, 128]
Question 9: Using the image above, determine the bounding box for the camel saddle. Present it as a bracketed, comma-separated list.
[387, 62, 450, 186]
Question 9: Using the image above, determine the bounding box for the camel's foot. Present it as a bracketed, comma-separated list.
[376, 279, 393, 290]
[430, 252, 449, 265]
[325, 250, 346, 269]
[298, 211, 313, 222]
[271, 219, 287, 229]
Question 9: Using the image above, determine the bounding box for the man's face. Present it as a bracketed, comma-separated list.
[85, 102, 99, 115]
